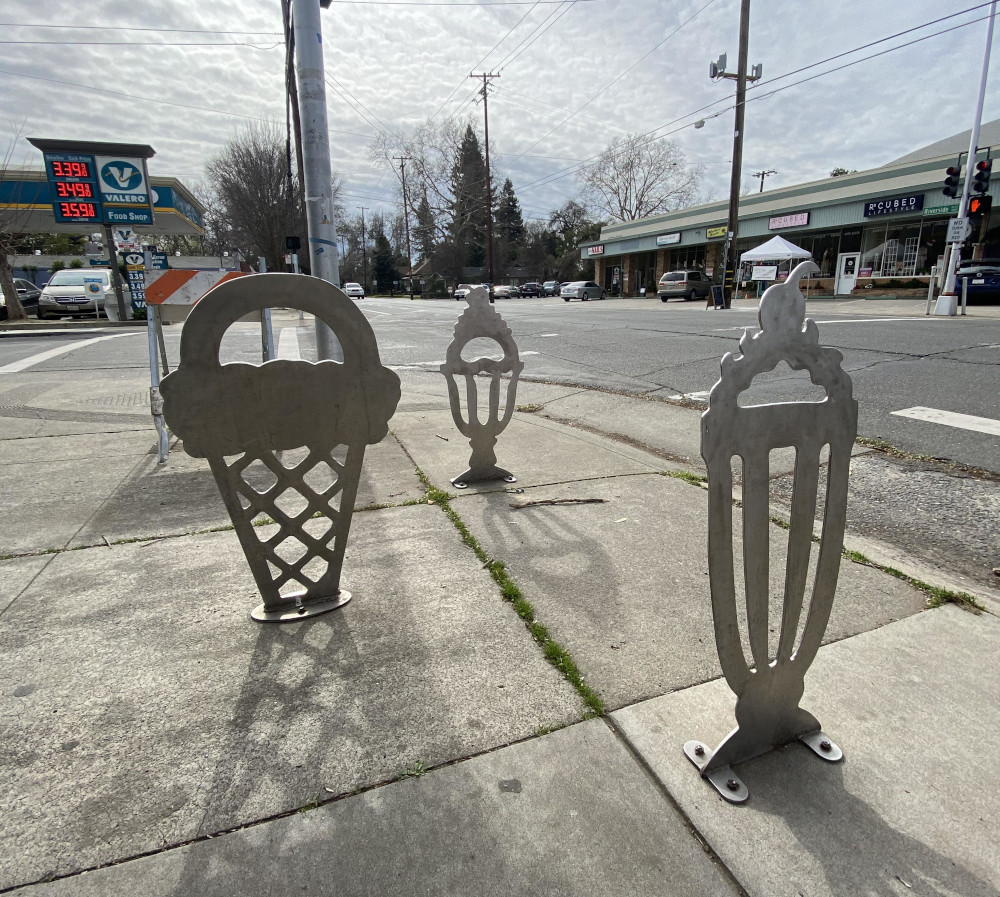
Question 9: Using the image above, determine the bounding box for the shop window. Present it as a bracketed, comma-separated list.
[861, 225, 887, 277]
[920, 221, 948, 274]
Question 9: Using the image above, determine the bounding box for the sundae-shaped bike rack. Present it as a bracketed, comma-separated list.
[160, 274, 400, 622]
[685, 261, 857, 802]
[441, 286, 523, 488]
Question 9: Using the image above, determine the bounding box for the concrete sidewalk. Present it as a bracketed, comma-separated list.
[1, 361, 997, 895]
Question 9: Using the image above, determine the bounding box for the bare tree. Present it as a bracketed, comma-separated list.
[369, 116, 469, 245]
[205, 121, 343, 271]
[580, 134, 703, 222]
[1, 124, 32, 320]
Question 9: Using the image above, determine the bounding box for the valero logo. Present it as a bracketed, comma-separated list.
[101, 162, 143, 192]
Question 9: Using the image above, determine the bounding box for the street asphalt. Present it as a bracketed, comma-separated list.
[0, 298, 998, 895]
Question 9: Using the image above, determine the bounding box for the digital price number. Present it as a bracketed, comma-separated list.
[43, 152, 104, 224]
[51, 159, 92, 179]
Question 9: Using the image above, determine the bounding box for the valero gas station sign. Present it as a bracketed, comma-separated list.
[28, 138, 155, 228]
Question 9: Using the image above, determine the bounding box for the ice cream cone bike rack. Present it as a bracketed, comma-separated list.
[160, 273, 400, 623]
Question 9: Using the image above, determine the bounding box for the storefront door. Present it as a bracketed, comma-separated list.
[835, 253, 860, 295]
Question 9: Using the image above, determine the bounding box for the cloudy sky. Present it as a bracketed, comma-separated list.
[1, 0, 997, 228]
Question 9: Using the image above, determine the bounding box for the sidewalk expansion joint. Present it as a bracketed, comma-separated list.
[601, 715, 752, 897]
[391, 432, 605, 717]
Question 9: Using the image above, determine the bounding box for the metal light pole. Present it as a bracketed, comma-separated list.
[291, 0, 341, 359]
[935, 0, 997, 316]
[724, 0, 750, 308]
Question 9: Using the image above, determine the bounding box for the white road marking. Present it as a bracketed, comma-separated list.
[277, 327, 301, 360]
[891, 406, 1000, 437]
[711, 316, 932, 332]
[540, 332, 559, 337]
[682, 390, 712, 403]
[0, 332, 137, 374]
[402, 350, 541, 367]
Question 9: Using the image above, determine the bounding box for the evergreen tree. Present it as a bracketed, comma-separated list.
[414, 193, 436, 260]
[449, 125, 489, 269]
[494, 177, 524, 270]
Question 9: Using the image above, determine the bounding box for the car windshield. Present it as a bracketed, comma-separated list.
[345, 283, 361, 288]
[661, 273, 684, 282]
[48, 271, 109, 286]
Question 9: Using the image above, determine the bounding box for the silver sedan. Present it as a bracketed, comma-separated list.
[561, 280, 606, 301]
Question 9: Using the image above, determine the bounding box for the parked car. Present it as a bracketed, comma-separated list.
[37, 268, 114, 319]
[0, 278, 42, 319]
[657, 270, 712, 302]
[343, 282, 365, 299]
[561, 281, 605, 301]
[454, 283, 476, 301]
[519, 282, 543, 297]
[494, 285, 521, 299]
[542, 280, 561, 296]
[956, 258, 1000, 303]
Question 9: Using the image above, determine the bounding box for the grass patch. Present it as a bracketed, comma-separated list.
[515, 403, 543, 413]
[842, 548, 984, 613]
[414, 465, 604, 717]
[662, 469, 708, 487]
[397, 760, 429, 780]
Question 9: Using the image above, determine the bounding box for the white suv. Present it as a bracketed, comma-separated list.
[343, 282, 365, 300]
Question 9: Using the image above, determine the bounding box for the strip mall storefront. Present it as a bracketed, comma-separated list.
[580, 150, 998, 297]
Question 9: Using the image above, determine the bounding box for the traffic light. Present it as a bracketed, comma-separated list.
[943, 165, 961, 198]
[972, 159, 992, 194]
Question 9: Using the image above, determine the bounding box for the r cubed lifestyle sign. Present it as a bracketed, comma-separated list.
[863, 193, 924, 218]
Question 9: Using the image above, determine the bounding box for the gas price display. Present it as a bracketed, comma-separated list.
[43, 152, 104, 224]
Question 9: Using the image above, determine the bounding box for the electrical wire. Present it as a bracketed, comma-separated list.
[509, 0, 718, 161]
[514, 8, 995, 196]
[0, 67, 377, 140]
[0, 40, 283, 48]
[0, 23, 284, 35]
[427, 1, 542, 121]
[492, 0, 576, 71]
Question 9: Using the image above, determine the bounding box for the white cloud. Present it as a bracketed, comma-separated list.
[2, 0, 997, 225]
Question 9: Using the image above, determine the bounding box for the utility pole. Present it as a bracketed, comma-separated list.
[395, 155, 415, 300]
[709, 0, 761, 308]
[936, 0, 996, 316]
[291, 0, 340, 359]
[470, 72, 499, 292]
[357, 206, 368, 295]
[752, 169, 776, 192]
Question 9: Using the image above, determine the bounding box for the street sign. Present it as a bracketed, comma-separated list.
[947, 217, 972, 243]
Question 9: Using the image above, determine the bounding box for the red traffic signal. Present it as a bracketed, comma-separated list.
[973, 159, 992, 195]
[943, 165, 961, 198]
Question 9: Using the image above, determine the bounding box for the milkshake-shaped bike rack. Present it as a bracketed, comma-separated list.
[685, 261, 857, 803]
[441, 286, 524, 488]
[160, 274, 400, 622]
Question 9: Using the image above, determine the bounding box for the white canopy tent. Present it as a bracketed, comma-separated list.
[739, 235, 812, 263]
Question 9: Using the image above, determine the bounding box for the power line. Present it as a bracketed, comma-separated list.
[0, 67, 377, 139]
[492, 1, 577, 71]
[0, 39, 282, 48]
[516, 10, 994, 196]
[0, 22, 283, 35]
[428, 1, 542, 121]
[509, 0, 718, 161]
